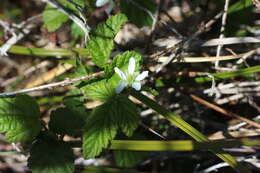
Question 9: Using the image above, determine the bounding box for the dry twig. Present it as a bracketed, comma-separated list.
[215, 0, 230, 69]
[190, 94, 260, 128]
[0, 72, 103, 98]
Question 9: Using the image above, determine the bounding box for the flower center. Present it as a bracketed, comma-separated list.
[126, 73, 135, 84]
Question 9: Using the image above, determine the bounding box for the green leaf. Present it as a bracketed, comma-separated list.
[83, 51, 144, 101]
[116, 96, 140, 137]
[0, 95, 41, 142]
[129, 90, 252, 173]
[71, 22, 85, 38]
[43, 5, 69, 32]
[228, 0, 252, 14]
[64, 0, 86, 12]
[105, 51, 142, 77]
[74, 57, 90, 77]
[83, 102, 118, 158]
[81, 79, 116, 102]
[114, 150, 147, 168]
[87, 14, 128, 68]
[83, 96, 139, 158]
[28, 139, 74, 173]
[120, 0, 156, 27]
[63, 88, 86, 108]
[49, 107, 87, 136]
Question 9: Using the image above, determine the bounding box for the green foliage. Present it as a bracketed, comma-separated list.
[71, 22, 85, 38]
[74, 57, 90, 77]
[28, 138, 74, 173]
[43, 0, 87, 33]
[49, 107, 86, 136]
[87, 14, 128, 68]
[0, 3, 253, 171]
[83, 96, 140, 158]
[0, 95, 41, 142]
[83, 51, 143, 102]
[155, 79, 164, 87]
[120, 0, 156, 27]
[228, 0, 252, 14]
[114, 150, 147, 168]
[105, 51, 142, 77]
[43, 5, 69, 32]
[115, 96, 140, 137]
[82, 79, 116, 102]
[63, 88, 86, 108]
[49, 88, 87, 136]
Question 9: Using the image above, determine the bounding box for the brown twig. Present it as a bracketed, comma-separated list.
[190, 94, 260, 128]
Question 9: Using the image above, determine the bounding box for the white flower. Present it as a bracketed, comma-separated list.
[96, 0, 114, 14]
[96, 0, 109, 7]
[114, 57, 149, 93]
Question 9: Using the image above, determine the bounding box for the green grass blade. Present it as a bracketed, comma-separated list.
[176, 65, 260, 83]
[6, 45, 88, 57]
[110, 139, 260, 151]
[129, 89, 251, 173]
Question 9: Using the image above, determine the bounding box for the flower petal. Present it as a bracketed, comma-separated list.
[132, 82, 141, 91]
[96, 0, 109, 7]
[116, 81, 127, 93]
[114, 67, 126, 80]
[105, 1, 115, 14]
[128, 57, 136, 75]
[135, 71, 149, 81]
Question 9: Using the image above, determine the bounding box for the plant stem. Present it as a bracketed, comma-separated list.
[109, 139, 260, 151]
[129, 89, 251, 173]
[7, 45, 88, 57]
[68, 138, 260, 151]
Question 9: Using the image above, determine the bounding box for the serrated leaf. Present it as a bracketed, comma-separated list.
[105, 51, 142, 77]
[114, 150, 147, 168]
[120, 0, 156, 27]
[87, 14, 128, 68]
[28, 139, 74, 173]
[0, 95, 41, 142]
[81, 79, 116, 102]
[49, 107, 87, 136]
[116, 96, 139, 137]
[43, 5, 69, 32]
[83, 102, 118, 158]
[83, 51, 144, 100]
[83, 96, 139, 158]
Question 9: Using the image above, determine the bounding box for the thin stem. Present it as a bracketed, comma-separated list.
[68, 138, 260, 151]
[129, 89, 251, 173]
[0, 71, 104, 97]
